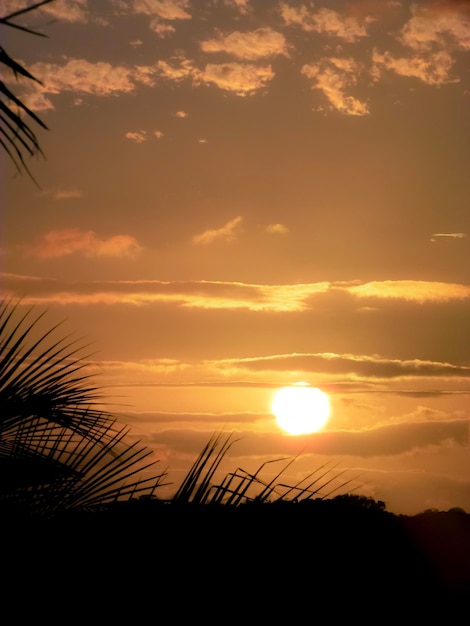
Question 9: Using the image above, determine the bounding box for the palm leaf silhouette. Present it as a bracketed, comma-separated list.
[1, 0, 53, 182]
[0, 300, 167, 518]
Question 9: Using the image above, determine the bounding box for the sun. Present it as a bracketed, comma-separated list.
[272, 382, 330, 435]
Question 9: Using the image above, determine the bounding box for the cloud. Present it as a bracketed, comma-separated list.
[431, 232, 467, 241]
[301, 58, 369, 115]
[0, 275, 329, 310]
[225, 0, 251, 15]
[399, 1, 470, 51]
[18, 90, 56, 113]
[200, 27, 290, 60]
[280, 3, 373, 42]
[372, 48, 458, 85]
[225, 352, 470, 379]
[126, 130, 166, 141]
[2, 0, 90, 23]
[18, 58, 156, 109]
[153, 23, 176, 37]
[191, 216, 243, 245]
[265, 223, 290, 235]
[156, 57, 197, 81]
[308, 419, 470, 457]
[124, 410, 264, 425]
[2, 276, 469, 311]
[119, 0, 191, 34]
[26, 228, 143, 259]
[32, 59, 145, 94]
[143, 418, 470, 458]
[349, 280, 470, 302]
[157, 53, 276, 95]
[46, 189, 83, 200]
[390, 405, 463, 424]
[201, 62, 275, 96]
[345, 0, 402, 21]
[115, 0, 192, 37]
[125, 131, 147, 143]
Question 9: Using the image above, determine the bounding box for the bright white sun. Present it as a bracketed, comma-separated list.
[272, 383, 330, 435]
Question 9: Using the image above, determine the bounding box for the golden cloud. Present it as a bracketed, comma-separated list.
[280, 3, 373, 42]
[349, 280, 470, 302]
[191, 216, 243, 245]
[372, 48, 458, 85]
[200, 27, 290, 60]
[201, 62, 275, 96]
[301, 59, 369, 115]
[27, 228, 143, 259]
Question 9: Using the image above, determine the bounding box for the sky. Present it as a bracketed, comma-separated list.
[2, 0, 470, 515]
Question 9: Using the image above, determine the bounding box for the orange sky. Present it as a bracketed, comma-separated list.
[3, 0, 470, 514]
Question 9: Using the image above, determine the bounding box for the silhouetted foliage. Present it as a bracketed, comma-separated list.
[1, 300, 469, 614]
[0, 299, 168, 518]
[1, 0, 53, 183]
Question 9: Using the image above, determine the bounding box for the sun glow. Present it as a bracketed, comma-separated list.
[272, 383, 330, 435]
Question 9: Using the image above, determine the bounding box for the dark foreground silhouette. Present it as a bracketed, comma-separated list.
[4, 496, 469, 620]
[2, 305, 466, 618]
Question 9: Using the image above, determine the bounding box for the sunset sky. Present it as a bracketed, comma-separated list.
[3, 0, 470, 515]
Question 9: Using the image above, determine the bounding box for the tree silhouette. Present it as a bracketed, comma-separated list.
[0, 299, 167, 518]
[1, 0, 52, 183]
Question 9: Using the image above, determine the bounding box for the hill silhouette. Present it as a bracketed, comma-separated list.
[5, 495, 469, 620]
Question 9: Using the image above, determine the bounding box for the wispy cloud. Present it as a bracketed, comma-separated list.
[372, 48, 457, 85]
[200, 27, 290, 60]
[125, 130, 166, 142]
[120, 0, 191, 35]
[265, 223, 290, 235]
[0, 275, 328, 310]
[157, 56, 275, 96]
[142, 419, 470, 458]
[3, 0, 90, 24]
[349, 280, 470, 303]
[125, 131, 147, 143]
[399, 2, 470, 52]
[431, 232, 467, 241]
[280, 3, 373, 42]
[37, 187, 84, 200]
[371, 1, 470, 87]
[157, 58, 196, 81]
[2, 276, 469, 310]
[127, 0, 191, 21]
[226, 0, 251, 16]
[201, 63, 275, 96]
[301, 58, 369, 115]
[225, 352, 470, 379]
[191, 216, 243, 245]
[26, 228, 143, 259]
[18, 58, 156, 110]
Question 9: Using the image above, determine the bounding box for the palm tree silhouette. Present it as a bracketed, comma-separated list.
[1, 0, 52, 183]
[0, 299, 167, 518]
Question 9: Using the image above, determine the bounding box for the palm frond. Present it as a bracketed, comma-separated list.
[171, 431, 239, 504]
[0, 300, 106, 440]
[0, 300, 168, 519]
[168, 431, 360, 508]
[0, 418, 168, 518]
[1, 1, 52, 182]
[0, 1, 55, 34]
